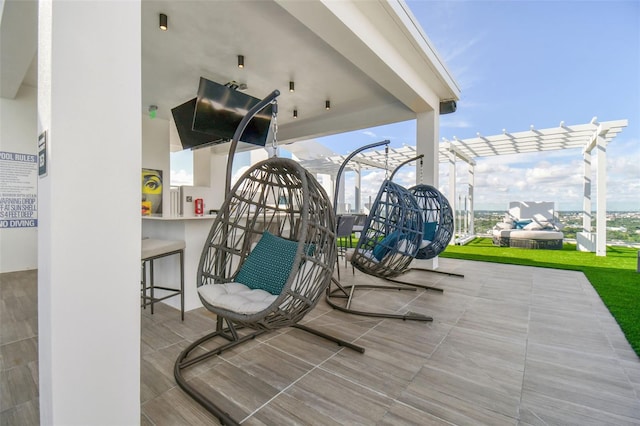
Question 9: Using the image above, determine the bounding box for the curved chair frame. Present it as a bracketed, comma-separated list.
[410, 184, 454, 260]
[326, 146, 433, 322]
[350, 180, 423, 278]
[175, 92, 362, 426]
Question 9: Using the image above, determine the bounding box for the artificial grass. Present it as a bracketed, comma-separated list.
[440, 238, 640, 357]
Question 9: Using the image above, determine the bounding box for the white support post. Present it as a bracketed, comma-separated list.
[582, 150, 592, 232]
[416, 110, 439, 268]
[338, 172, 346, 213]
[596, 135, 607, 256]
[355, 164, 361, 213]
[37, 1, 141, 424]
[468, 164, 475, 235]
[448, 148, 457, 245]
[416, 111, 438, 185]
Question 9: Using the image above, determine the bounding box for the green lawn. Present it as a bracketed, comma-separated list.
[440, 238, 640, 356]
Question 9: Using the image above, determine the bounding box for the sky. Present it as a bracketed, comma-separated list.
[311, 0, 640, 212]
[172, 1, 640, 212]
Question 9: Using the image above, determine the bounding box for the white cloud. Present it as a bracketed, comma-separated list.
[362, 131, 377, 138]
[170, 169, 193, 186]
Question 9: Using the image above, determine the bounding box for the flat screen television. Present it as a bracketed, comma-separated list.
[192, 77, 272, 147]
[171, 98, 222, 150]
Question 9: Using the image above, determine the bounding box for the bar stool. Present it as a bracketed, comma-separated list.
[141, 239, 185, 320]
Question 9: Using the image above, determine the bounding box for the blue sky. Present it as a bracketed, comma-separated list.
[313, 0, 640, 211]
[172, 1, 639, 211]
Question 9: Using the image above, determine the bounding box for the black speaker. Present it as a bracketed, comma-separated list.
[439, 100, 457, 114]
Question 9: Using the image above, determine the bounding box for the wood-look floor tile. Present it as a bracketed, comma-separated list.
[141, 321, 188, 352]
[257, 327, 342, 366]
[141, 356, 177, 404]
[283, 367, 394, 424]
[182, 362, 282, 422]
[0, 337, 37, 371]
[523, 358, 640, 420]
[141, 386, 220, 426]
[404, 364, 520, 419]
[519, 389, 640, 426]
[0, 399, 39, 426]
[225, 343, 315, 390]
[405, 290, 473, 325]
[0, 365, 38, 409]
[398, 367, 517, 426]
[242, 392, 343, 426]
[319, 338, 423, 399]
[455, 299, 529, 342]
[427, 330, 525, 395]
[527, 310, 613, 356]
[526, 341, 628, 378]
[378, 400, 454, 426]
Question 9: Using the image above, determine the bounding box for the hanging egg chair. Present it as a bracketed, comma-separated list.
[409, 184, 454, 260]
[175, 89, 362, 426]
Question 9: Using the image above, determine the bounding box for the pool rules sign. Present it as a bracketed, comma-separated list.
[0, 147, 38, 228]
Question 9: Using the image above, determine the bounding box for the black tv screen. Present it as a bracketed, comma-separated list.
[171, 98, 223, 150]
[192, 77, 272, 147]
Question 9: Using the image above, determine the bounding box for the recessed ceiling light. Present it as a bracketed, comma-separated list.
[159, 13, 167, 31]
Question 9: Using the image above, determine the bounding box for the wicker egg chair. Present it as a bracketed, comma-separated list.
[349, 180, 423, 278]
[410, 184, 454, 260]
[326, 143, 434, 321]
[175, 91, 362, 426]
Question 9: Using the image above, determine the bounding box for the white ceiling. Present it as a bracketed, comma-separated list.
[2, 0, 460, 145]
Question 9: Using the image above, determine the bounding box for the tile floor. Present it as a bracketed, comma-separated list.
[1, 259, 639, 425]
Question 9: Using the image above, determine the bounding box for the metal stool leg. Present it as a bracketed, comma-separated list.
[179, 249, 184, 321]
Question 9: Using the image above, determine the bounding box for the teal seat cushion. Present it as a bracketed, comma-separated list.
[372, 230, 401, 261]
[423, 221, 438, 241]
[235, 231, 298, 296]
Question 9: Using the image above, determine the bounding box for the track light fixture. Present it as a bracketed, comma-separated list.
[289, 81, 295, 92]
[159, 13, 167, 31]
[325, 100, 331, 110]
[237, 55, 244, 69]
[293, 109, 298, 118]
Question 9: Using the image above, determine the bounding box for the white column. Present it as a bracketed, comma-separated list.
[416, 110, 439, 268]
[448, 149, 457, 245]
[193, 147, 211, 187]
[338, 172, 346, 213]
[355, 164, 361, 213]
[582, 150, 592, 232]
[468, 164, 475, 235]
[38, 1, 141, 424]
[416, 111, 438, 185]
[596, 136, 607, 256]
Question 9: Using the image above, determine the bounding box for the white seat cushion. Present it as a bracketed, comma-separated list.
[509, 230, 563, 240]
[141, 239, 186, 260]
[346, 249, 378, 263]
[198, 282, 277, 314]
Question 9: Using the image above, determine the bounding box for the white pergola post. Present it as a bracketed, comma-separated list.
[448, 148, 457, 244]
[355, 164, 361, 213]
[338, 172, 346, 213]
[582, 150, 592, 233]
[468, 164, 475, 235]
[595, 133, 607, 256]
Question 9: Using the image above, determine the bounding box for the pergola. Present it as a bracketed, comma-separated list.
[295, 118, 628, 256]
